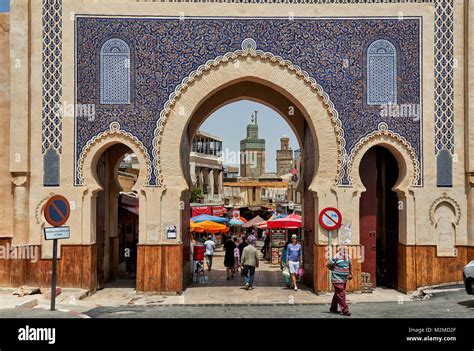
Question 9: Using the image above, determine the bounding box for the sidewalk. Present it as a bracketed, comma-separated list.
[0, 244, 418, 315]
[161, 245, 407, 305]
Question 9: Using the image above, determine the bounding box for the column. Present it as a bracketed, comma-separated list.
[11, 174, 29, 245]
[467, 0, 474, 246]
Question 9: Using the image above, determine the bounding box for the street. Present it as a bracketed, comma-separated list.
[0, 284, 471, 319]
[81, 286, 474, 318]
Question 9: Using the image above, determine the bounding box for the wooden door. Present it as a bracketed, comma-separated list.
[359, 148, 377, 287]
[380, 148, 399, 288]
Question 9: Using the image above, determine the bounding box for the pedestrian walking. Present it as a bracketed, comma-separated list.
[238, 235, 248, 258]
[262, 233, 271, 259]
[247, 230, 257, 247]
[232, 237, 240, 274]
[327, 244, 353, 316]
[241, 238, 259, 290]
[286, 234, 302, 291]
[203, 235, 215, 271]
[224, 235, 235, 280]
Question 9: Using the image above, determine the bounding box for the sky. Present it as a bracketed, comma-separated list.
[200, 100, 299, 173]
[0, 0, 9, 12]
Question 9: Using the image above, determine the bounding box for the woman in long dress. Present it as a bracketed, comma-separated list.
[224, 236, 235, 280]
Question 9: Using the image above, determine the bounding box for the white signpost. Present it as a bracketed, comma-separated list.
[44, 226, 70, 241]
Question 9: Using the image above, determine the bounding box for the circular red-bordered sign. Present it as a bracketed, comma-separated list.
[319, 207, 342, 231]
[44, 195, 71, 227]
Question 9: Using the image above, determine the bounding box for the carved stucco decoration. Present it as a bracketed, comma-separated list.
[429, 192, 461, 227]
[77, 122, 153, 185]
[152, 40, 346, 187]
[347, 122, 420, 187]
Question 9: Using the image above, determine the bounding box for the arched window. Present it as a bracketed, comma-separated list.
[100, 38, 131, 105]
[367, 39, 397, 105]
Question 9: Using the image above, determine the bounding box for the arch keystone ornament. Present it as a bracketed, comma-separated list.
[153, 38, 346, 188]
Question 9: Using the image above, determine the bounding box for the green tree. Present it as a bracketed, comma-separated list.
[190, 187, 203, 203]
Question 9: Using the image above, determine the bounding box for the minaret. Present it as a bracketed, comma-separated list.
[240, 112, 266, 179]
[276, 135, 293, 176]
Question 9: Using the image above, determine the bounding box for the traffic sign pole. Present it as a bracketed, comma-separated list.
[43, 195, 71, 312]
[328, 230, 332, 290]
[50, 238, 58, 311]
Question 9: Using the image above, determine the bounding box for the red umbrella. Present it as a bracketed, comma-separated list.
[286, 214, 302, 221]
[267, 217, 302, 229]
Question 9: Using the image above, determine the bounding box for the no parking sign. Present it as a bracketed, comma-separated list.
[319, 207, 343, 276]
[44, 195, 70, 227]
[43, 194, 71, 312]
[319, 207, 342, 231]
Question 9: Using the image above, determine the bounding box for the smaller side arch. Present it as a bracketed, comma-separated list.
[349, 123, 419, 193]
[429, 193, 461, 227]
[78, 122, 152, 192]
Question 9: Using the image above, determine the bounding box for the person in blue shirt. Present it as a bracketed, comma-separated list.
[286, 234, 302, 291]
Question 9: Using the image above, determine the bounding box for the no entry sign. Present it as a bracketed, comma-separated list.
[44, 195, 71, 227]
[319, 207, 342, 231]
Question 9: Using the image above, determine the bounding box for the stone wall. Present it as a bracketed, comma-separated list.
[0, 13, 13, 239]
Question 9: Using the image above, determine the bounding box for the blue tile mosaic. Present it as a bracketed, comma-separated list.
[75, 16, 422, 186]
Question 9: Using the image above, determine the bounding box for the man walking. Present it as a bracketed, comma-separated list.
[204, 235, 215, 272]
[327, 244, 352, 316]
[247, 230, 257, 247]
[286, 234, 302, 291]
[238, 235, 248, 258]
[241, 238, 259, 290]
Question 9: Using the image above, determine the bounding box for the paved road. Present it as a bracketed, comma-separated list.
[83, 288, 474, 318]
[0, 285, 472, 319]
[0, 308, 86, 318]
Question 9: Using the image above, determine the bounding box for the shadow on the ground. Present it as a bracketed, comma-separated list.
[457, 299, 474, 309]
[100, 277, 136, 289]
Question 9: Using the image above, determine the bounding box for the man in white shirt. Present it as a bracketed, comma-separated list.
[204, 235, 216, 271]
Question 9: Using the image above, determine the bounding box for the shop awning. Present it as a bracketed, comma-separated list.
[242, 215, 265, 228]
[212, 206, 227, 216]
[191, 206, 212, 217]
[191, 205, 227, 217]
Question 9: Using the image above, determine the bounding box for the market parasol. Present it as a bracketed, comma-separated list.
[229, 218, 244, 226]
[256, 221, 268, 229]
[191, 214, 229, 223]
[190, 221, 205, 232]
[267, 216, 302, 229]
[286, 213, 302, 221]
[197, 220, 230, 233]
[242, 215, 265, 228]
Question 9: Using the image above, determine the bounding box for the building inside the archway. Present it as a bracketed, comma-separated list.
[187, 101, 307, 290]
